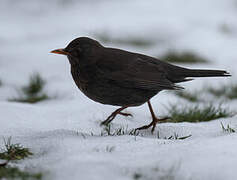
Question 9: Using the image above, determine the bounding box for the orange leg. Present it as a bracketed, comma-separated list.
[100, 106, 131, 126]
[136, 100, 170, 133]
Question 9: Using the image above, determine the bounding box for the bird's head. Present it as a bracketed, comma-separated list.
[51, 37, 102, 65]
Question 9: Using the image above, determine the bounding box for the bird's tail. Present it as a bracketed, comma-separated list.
[167, 67, 231, 83]
[183, 69, 230, 78]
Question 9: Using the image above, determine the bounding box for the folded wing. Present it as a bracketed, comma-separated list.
[96, 51, 183, 91]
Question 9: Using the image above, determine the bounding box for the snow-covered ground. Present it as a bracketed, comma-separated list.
[0, 0, 237, 179]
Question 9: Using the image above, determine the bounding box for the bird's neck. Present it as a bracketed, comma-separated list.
[67, 56, 79, 66]
[70, 64, 95, 85]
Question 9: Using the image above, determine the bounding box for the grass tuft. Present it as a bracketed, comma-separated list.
[95, 33, 154, 47]
[157, 131, 192, 140]
[133, 172, 142, 180]
[167, 104, 234, 123]
[10, 95, 49, 104]
[161, 51, 208, 64]
[207, 84, 237, 99]
[9, 73, 50, 103]
[105, 146, 115, 153]
[93, 145, 115, 153]
[0, 138, 33, 161]
[132, 165, 180, 180]
[221, 122, 235, 133]
[0, 166, 42, 180]
[0, 138, 43, 180]
[101, 125, 139, 136]
[175, 91, 200, 102]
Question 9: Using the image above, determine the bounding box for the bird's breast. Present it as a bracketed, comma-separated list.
[71, 66, 88, 90]
[70, 64, 158, 107]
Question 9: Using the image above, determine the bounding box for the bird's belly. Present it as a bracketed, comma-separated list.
[80, 80, 158, 107]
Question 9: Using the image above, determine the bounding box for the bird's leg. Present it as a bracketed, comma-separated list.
[136, 100, 170, 133]
[100, 106, 129, 126]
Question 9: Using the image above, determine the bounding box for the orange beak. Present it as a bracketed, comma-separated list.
[50, 48, 69, 55]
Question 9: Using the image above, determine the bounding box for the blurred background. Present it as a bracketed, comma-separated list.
[0, 0, 236, 102]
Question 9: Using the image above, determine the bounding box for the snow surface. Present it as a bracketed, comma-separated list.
[0, 0, 237, 179]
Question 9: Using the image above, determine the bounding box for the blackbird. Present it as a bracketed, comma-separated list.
[51, 37, 230, 132]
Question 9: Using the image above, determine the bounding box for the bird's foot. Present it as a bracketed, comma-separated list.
[135, 117, 170, 134]
[100, 106, 130, 126]
[118, 112, 133, 117]
[100, 111, 133, 126]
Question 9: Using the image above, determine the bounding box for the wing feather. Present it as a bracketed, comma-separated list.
[96, 50, 183, 91]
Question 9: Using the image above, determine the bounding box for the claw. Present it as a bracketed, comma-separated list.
[135, 116, 171, 134]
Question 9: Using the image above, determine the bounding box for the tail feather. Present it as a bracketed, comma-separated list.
[183, 69, 231, 77]
[167, 68, 231, 83]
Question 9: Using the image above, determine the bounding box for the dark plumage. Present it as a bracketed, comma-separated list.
[51, 37, 230, 132]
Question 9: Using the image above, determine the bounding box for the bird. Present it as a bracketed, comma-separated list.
[51, 37, 230, 133]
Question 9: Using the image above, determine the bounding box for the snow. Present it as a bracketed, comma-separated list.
[0, 0, 237, 179]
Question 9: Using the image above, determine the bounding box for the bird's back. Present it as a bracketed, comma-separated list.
[100, 47, 229, 84]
